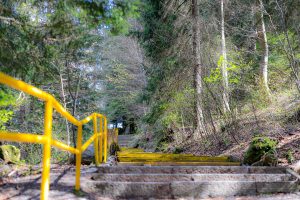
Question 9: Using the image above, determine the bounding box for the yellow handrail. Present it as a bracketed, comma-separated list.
[0, 72, 108, 200]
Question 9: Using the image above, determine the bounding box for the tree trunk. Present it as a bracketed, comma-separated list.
[257, 0, 271, 96]
[221, 0, 230, 113]
[59, 70, 71, 157]
[192, 0, 206, 138]
[274, 0, 300, 93]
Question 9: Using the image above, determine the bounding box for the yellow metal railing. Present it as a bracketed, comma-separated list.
[0, 72, 108, 200]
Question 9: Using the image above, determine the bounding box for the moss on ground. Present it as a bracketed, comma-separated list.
[0, 145, 20, 163]
[243, 136, 278, 165]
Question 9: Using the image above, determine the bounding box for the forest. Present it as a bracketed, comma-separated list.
[0, 0, 300, 167]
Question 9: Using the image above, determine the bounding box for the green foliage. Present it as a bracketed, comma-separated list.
[285, 150, 294, 164]
[0, 90, 15, 130]
[204, 55, 241, 84]
[243, 136, 278, 165]
[0, 145, 20, 163]
[173, 147, 184, 154]
[0, 0, 140, 165]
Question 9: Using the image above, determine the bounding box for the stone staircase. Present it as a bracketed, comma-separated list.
[118, 135, 133, 147]
[84, 165, 300, 199]
[94, 137, 300, 198]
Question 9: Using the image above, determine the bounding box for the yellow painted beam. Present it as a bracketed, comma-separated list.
[0, 72, 110, 200]
[103, 118, 108, 162]
[120, 148, 144, 153]
[93, 115, 99, 166]
[75, 124, 83, 191]
[53, 100, 79, 126]
[0, 72, 51, 102]
[40, 100, 53, 200]
[51, 139, 79, 154]
[81, 134, 97, 153]
[0, 131, 46, 144]
[81, 114, 94, 125]
[118, 157, 230, 162]
[99, 117, 103, 163]
[117, 153, 227, 159]
[0, 72, 80, 126]
[118, 161, 240, 166]
[95, 113, 105, 118]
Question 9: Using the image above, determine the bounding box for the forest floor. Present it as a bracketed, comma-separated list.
[175, 90, 300, 170]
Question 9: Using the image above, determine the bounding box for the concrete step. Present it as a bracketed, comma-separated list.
[86, 166, 300, 198]
[91, 173, 294, 182]
[97, 166, 288, 174]
[117, 135, 134, 147]
[118, 138, 132, 141]
[83, 180, 299, 199]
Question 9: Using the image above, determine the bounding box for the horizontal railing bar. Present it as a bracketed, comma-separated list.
[52, 100, 80, 126]
[0, 72, 110, 200]
[81, 134, 97, 153]
[0, 131, 46, 144]
[0, 72, 51, 101]
[0, 72, 80, 126]
[81, 114, 94, 125]
[95, 113, 105, 118]
[51, 139, 79, 154]
[0, 131, 80, 154]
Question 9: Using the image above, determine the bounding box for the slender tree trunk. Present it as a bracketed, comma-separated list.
[66, 61, 82, 148]
[59, 70, 71, 156]
[70, 73, 81, 148]
[221, 0, 230, 113]
[275, 0, 300, 93]
[257, 0, 271, 96]
[192, 0, 206, 138]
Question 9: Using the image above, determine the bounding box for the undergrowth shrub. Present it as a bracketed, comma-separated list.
[243, 136, 278, 165]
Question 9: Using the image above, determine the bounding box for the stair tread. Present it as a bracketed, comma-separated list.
[91, 173, 294, 182]
[97, 166, 288, 174]
[88, 165, 299, 198]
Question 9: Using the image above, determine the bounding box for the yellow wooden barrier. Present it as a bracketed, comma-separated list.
[0, 72, 108, 200]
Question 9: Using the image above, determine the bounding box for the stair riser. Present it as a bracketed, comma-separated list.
[97, 166, 287, 174]
[92, 174, 293, 182]
[83, 181, 299, 199]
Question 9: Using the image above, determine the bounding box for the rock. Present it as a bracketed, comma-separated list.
[81, 144, 95, 164]
[252, 150, 278, 167]
[0, 145, 20, 163]
[228, 155, 241, 162]
[107, 156, 118, 166]
[0, 164, 11, 176]
[291, 160, 300, 173]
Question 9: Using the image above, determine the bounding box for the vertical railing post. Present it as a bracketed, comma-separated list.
[115, 128, 119, 145]
[93, 114, 99, 165]
[99, 117, 103, 163]
[104, 117, 108, 162]
[75, 123, 83, 191]
[41, 100, 53, 200]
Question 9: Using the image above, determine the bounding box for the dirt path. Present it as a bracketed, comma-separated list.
[0, 166, 92, 200]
